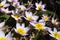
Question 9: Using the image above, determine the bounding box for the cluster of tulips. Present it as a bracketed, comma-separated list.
[0, 0, 60, 40]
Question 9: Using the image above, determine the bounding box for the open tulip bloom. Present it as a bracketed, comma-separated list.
[0, 0, 60, 40]
[24, 11, 38, 21]
[30, 21, 48, 30]
[41, 14, 50, 21]
[48, 28, 60, 40]
[51, 18, 59, 25]
[14, 22, 30, 36]
[0, 31, 12, 40]
[35, 1, 46, 11]
[11, 10, 22, 20]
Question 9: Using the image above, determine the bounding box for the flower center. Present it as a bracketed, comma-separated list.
[27, 16, 32, 21]
[13, 14, 19, 20]
[34, 23, 44, 30]
[17, 27, 26, 35]
[53, 32, 60, 39]
[43, 16, 49, 21]
[37, 5, 41, 10]
[0, 4, 3, 7]
[0, 37, 6, 40]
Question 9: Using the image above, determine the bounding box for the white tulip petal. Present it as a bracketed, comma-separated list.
[11, 10, 15, 14]
[29, 12, 32, 16]
[45, 27, 51, 31]
[5, 8, 9, 11]
[39, 1, 42, 5]
[12, 0, 18, 2]
[8, 0, 12, 2]
[39, 19, 45, 23]
[54, 28, 57, 32]
[49, 34, 53, 37]
[41, 4, 46, 9]
[0, 21, 5, 28]
[52, 18, 55, 21]
[21, 23, 25, 28]
[57, 32, 60, 34]
[0, 30, 5, 37]
[41, 9, 46, 11]
[16, 22, 20, 28]
[5, 8, 12, 13]
[3, 4, 10, 7]
[16, 9, 18, 13]
[6, 32, 12, 40]
[25, 11, 29, 17]
[30, 22, 35, 26]
[1, 0, 6, 5]
[14, 28, 17, 32]
[41, 22, 45, 26]
[12, 2, 16, 6]
[32, 16, 38, 21]
[48, 29, 53, 34]
[25, 27, 30, 32]
[25, 11, 32, 17]
[1, 8, 5, 12]
[11, 15, 14, 18]
[36, 8, 38, 10]
[57, 39, 60, 40]
[35, 3, 38, 6]
[20, 5, 26, 11]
